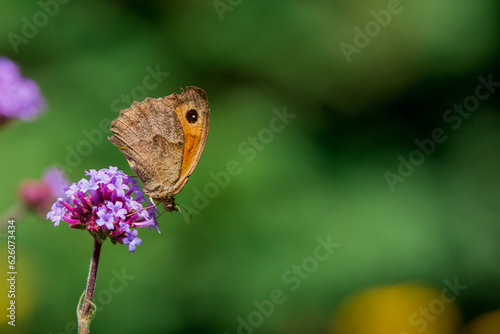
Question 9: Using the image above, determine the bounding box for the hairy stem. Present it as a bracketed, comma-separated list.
[78, 236, 102, 334]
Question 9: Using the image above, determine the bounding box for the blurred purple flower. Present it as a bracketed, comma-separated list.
[43, 167, 68, 198]
[46, 167, 159, 253]
[0, 56, 46, 124]
[18, 166, 69, 218]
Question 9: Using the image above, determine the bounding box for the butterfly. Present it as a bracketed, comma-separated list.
[109, 86, 210, 212]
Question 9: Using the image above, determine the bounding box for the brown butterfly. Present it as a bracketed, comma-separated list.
[108, 86, 210, 212]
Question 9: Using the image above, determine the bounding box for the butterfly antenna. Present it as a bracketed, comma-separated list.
[177, 203, 193, 220]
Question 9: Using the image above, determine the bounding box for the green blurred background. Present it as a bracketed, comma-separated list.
[1, 0, 500, 333]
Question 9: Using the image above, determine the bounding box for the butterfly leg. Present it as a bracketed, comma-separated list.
[149, 196, 157, 207]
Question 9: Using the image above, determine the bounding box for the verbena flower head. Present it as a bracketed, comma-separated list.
[19, 167, 69, 218]
[0, 56, 46, 124]
[47, 167, 159, 252]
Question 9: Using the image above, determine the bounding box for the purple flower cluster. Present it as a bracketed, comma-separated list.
[47, 167, 159, 252]
[0, 57, 46, 123]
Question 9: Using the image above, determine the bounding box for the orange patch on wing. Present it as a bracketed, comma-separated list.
[175, 103, 206, 179]
[180, 132, 201, 177]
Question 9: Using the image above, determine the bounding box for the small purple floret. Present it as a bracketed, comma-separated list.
[122, 229, 142, 253]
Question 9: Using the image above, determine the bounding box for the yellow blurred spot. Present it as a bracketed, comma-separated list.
[331, 283, 461, 334]
[0, 247, 37, 329]
[458, 309, 500, 334]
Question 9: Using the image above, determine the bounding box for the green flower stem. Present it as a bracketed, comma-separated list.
[78, 236, 102, 334]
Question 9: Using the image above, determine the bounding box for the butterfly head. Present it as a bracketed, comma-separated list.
[163, 202, 178, 212]
[161, 195, 180, 213]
